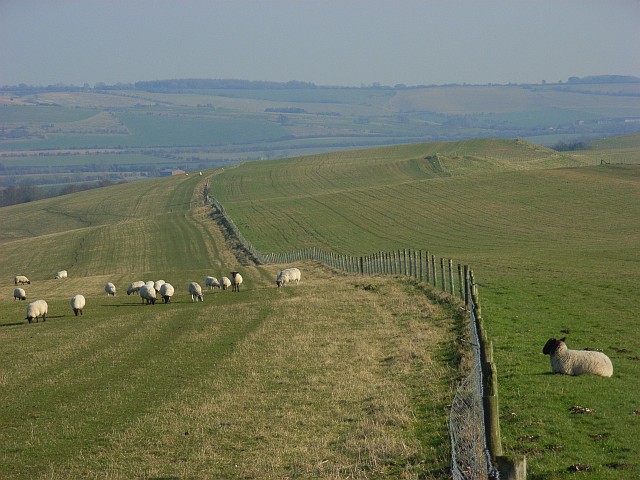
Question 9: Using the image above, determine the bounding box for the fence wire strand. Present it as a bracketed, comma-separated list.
[449, 294, 499, 479]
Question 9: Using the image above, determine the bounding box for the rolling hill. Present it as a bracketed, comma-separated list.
[1, 135, 639, 478]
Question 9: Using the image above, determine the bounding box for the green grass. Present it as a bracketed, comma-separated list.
[2, 135, 639, 478]
[208, 137, 640, 479]
[0, 169, 461, 479]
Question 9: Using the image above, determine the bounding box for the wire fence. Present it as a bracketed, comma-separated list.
[209, 195, 523, 479]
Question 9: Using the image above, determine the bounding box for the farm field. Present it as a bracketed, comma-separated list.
[0, 171, 462, 479]
[1, 134, 639, 478]
[208, 136, 640, 479]
[3, 79, 640, 198]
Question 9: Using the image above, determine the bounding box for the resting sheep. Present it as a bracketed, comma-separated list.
[55, 270, 68, 279]
[542, 337, 613, 377]
[26, 299, 48, 323]
[220, 276, 231, 291]
[14, 275, 30, 285]
[205, 276, 220, 290]
[160, 283, 175, 303]
[276, 267, 301, 287]
[127, 281, 145, 295]
[70, 294, 86, 316]
[230, 272, 243, 292]
[14, 288, 27, 301]
[105, 282, 116, 296]
[188, 282, 204, 302]
[140, 284, 157, 305]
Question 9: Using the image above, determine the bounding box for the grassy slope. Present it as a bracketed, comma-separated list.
[209, 137, 640, 479]
[0, 171, 460, 479]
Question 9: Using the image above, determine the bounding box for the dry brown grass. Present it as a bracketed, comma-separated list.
[47, 266, 459, 479]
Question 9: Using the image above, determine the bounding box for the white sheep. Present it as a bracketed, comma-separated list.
[220, 276, 231, 291]
[70, 294, 86, 316]
[105, 282, 116, 296]
[55, 270, 68, 279]
[154, 280, 166, 293]
[26, 299, 48, 323]
[542, 337, 613, 377]
[14, 275, 30, 285]
[140, 284, 157, 305]
[160, 283, 175, 303]
[230, 271, 243, 292]
[14, 287, 27, 301]
[127, 281, 145, 295]
[188, 282, 204, 302]
[276, 267, 301, 287]
[205, 276, 220, 290]
[145, 280, 155, 289]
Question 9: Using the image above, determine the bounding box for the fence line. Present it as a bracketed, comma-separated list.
[210, 195, 525, 479]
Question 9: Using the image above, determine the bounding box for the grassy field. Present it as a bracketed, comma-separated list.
[2, 135, 639, 478]
[0, 171, 463, 479]
[208, 136, 640, 479]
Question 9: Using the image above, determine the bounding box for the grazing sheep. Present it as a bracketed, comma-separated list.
[105, 282, 116, 296]
[55, 270, 68, 279]
[188, 282, 204, 302]
[127, 281, 145, 295]
[140, 284, 157, 305]
[230, 272, 243, 292]
[160, 283, 175, 303]
[14, 275, 30, 285]
[276, 267, 301, 288]
[220, 276, 231, 290]
[205, 276, 220, 290]
[542, 337, 613, 377]
[26, 299, 48, 323]
[14, 288, 27, 301]
[70, 294, 86, 316]
[154, 279, 166, 293]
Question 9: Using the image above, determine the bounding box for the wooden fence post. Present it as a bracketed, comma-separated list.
[448, 259, 454, 294]
[440, 258, 445, 291]
[431, 254, 437, 287]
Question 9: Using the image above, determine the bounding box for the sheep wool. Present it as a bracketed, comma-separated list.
[71, 294, 86, 316]
[55, 270, 68, 279]
[220, 276, 231, 291]
[140, 285, 157, 305]
[160, 283, 175, 303]
[230, 272, 243, 292]
[105, 282, 116, 296]
[14, 288, 27, 301]
[276, 267, 301, 287]
[205, 276, 220, 290]
[154, 280, 166, 293]
[127, 281, 145, 295]
[188, 282, 204, 302]
[14, 275, 30, 285]
[26, 299, 48, 323]
[542, 337, 613, 377]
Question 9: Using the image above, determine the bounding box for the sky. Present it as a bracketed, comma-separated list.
[1, 0, 639, 88]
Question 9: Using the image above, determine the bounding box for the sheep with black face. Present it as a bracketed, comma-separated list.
[542, 337, 613, 377]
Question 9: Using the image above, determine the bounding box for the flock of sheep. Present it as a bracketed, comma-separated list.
[12, 268, 301, 322]
[13, 269, 614, 377]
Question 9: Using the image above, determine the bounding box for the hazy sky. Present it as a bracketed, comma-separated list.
[2, 0, 639, 87]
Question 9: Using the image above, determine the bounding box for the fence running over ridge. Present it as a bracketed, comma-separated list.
[210, 195, 525, 479]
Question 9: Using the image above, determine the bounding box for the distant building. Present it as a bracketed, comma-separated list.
[160, 169, 186, 177]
